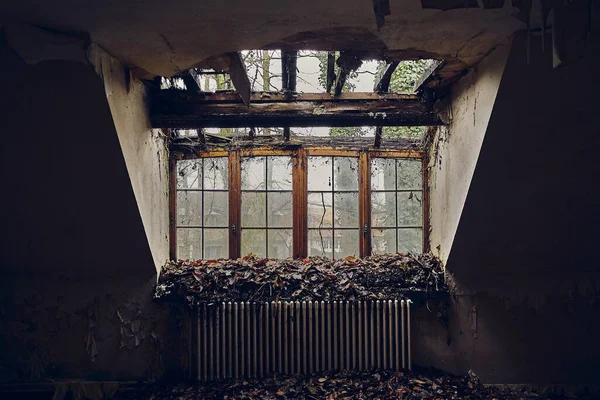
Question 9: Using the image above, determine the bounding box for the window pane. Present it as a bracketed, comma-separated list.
[308, 193, 332, 228]
[397, 191, 422, 226]
[204, 191, 229, 227]
[334, 192, 359, 227]
[308, 229, 334, 257]
[371, 192, 396, 227]
[398, 228, 422, 254]
[268, 192, 292, 227]
[397, 159, 422, 190]
[371, 228, 396, 255]
[177, 228, 202, 259]
[268, 229, 292, 259]
[267, 157, 292, 190]
[242, 229, 266, 258]
[308, 157, 332, 191]
[242, 192, 266, 227]
[204, 228, 229, 259]
[334, 230, 359, 259]
[242, 157, 265, 190]
[371, 158, 396, 191]
[204, 158, 229, 190]
[177, 191, 202, 226]
[334, 157, 358, 191]
[177, 160, 201, 189]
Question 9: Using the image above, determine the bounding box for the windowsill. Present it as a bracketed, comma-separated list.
[154, 254, 447, 307]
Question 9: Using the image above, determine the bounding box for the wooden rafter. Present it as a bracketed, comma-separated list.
[180, 70, 200, 92]
[282, 50, 298, 92]
[374, 126, 383, 148]
[151, 91, 441, 128]
[334, 51, 363, 96]
[374, 60, 399, 93]
[226, 52, 251, 106]
[326, 52, 336, 94]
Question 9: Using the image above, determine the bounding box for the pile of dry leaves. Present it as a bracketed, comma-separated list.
[113, 369, 545, 399]
[154, 254, 446, 307]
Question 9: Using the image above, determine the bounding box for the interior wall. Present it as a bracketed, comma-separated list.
[0, 33, 180, 382]
[89, 45, 169, 272]
[420, 30, 600, 386]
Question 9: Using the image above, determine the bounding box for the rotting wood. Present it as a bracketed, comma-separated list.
[151, 92, 440, 128]
[180, 70, 200, 92]
[374, 126, 383, 148]
[226, 52, 251, 106]
[326, 52, 336, 94]
[281, 50, 298, 93]
[374, 61, 399, 93]
[154, 90, 419, 103]
[283, 127, 291, 141]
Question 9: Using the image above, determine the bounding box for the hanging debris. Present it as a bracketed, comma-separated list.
[111, 368, 545, 399]
[154, 254, 446, 308]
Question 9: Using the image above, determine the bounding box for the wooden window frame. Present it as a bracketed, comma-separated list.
[170, 147, 427, 260]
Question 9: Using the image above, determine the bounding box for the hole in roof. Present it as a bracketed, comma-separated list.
[389, 60, 440, 94]
[241, 50, 283, 92]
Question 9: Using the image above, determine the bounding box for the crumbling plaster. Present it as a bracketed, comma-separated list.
[0, 0, 525, 77]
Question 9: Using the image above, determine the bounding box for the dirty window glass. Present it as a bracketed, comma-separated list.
[371, 158, 423, 254]
[241, 156, 293, 258]
[176, 157, 229, 260]
[308, 156, 359, 258]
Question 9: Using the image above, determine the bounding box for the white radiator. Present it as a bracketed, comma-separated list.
[191, 299, 412, 381]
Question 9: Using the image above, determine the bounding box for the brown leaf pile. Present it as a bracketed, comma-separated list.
[154, 254, 446, 307]
[113, 368, 546, 399]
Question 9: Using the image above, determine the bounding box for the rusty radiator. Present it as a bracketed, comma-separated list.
[191, 300, 412, 380]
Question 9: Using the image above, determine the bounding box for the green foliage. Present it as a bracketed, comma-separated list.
[388, 60, 436, 95]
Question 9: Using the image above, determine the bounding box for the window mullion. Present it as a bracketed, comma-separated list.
[169, 156, 178, 260]
[358, 151, 371, 258]
[229, 151, 242, 258]
[293, 149, 307, 258]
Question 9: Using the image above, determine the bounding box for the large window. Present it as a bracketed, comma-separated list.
[172, 149, 426, 260]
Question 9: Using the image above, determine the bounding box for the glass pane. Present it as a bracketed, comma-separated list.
[242, 192, 266, 227]
[371, 158, 396, 191]
[334, 230, 359, 259]
[397, 228, 422, 254]
[204, 158, 228, 190]
[307, 193, 332, 228]
[371, 192, 396, 227]
[204, 191, 229, 227]
[397, 159, 422, 190]
[242, 229, 266, 258]
[371, 228, 397, 255]
[397, 191, 422, 226]
[308, 229, 334, 257]
[267, 157, 292, 190]
[334, 157, 358, 190]
[268, 192, 292, 227]
[177, 160, 201, 189]
[204, 228, 229, 259]
[242, 157, 265, 190]
[268, 229, 293, 259]
[334, 192, 358, 227]
[177, 228, 202, 259]
[177, 191, 202, 226]
[308, 157, 332, 191]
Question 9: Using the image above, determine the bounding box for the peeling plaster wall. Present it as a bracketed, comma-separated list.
[89, 45, 169, 273]
[0, 35, 182, 382]
[429, 39, 512, 263]
[418, 31, 600, 385]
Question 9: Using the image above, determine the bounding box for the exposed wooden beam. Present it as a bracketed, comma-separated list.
[283, 127, 291, 141]
[281, 50, 298, 93]
[374, 60, 399, 93]
[151, 91, 442, 128]
[374, 126, 383, 148]
[326, 52, 336, 94]
[180, 70, 200, 92]
[334, 51, 363, 96]
[412, 60, 443, 92]
[226, 52, 251, 106]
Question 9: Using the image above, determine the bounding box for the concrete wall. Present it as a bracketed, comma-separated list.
[0, 33, 180, 382]
[419, 31, 600, 386]
[429, 39, 512, 263]
[89, 46, 169, 272]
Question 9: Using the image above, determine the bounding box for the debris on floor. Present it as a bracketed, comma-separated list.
[112, 368, 549, 399]
[154, 254, 446, 307]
